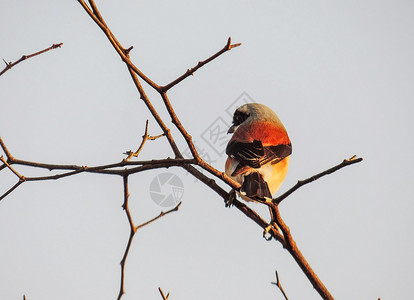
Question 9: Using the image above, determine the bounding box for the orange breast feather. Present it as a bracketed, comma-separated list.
[231, 121, 290, 146]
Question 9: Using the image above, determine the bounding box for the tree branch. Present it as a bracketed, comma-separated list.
[160, 37, 241, 92]
[118, 176, 181, 300]
[118, 175, 134, 300]
[77, 0, 159, 90]
[270, 204, 334, 300]
[135, 202, 182, 231]
[0, 136, 13, 160]
[0, 43, 62, 77]
[274, 155, 363, 205]
[0, 181, 23, 202]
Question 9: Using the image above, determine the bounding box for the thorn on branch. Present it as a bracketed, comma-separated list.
[124, 46, 134, 55]
[52, 43, 63, 49]
[230, 43, 242, 49]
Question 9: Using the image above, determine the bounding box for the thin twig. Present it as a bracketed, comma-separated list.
[136, 202, 182, 230]
[271, 270, 289, 300]
[0, 43, 62, 77]
[118, 175, 134, 300]
[160, 37, 241, 92]
[158, 287, 170, 300]
[274, 155, 363, 204]
[124, 120, 165, 161]
[0, 136, 13, 160]
[117, 177, 181, 300]
[0, 181, 23, 202]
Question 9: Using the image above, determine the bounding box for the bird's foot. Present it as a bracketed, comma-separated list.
[264, 196, 274, 205]
[225, 189, 236, 207]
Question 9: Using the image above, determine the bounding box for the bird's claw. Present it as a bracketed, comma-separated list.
[225, 189, 236, 207]
[263, 223, 278, 241]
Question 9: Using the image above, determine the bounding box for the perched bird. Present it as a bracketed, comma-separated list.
[225, 103, 292, 203]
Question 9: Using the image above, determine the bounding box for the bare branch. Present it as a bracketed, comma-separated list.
[0, 181, 23, 202]
[136, 202, 182, 230]
[160, 37, 241, 92]
[274, 155, 363, 205]
[0, 43, 62, 77]
[0, 136, 196, 179]
[117, 178, 181, 299]
[8, 155, 193, 173]
[270, 205, 334, 300]
[271, 270, 289, 300]
[0, 136, 13, 160]
[118, 175, 134, 300]
[77, 0, 159, 90]
[24, 168, 93, 181]
[124, 120, 165, 161]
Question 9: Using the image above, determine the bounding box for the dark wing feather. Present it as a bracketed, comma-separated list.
[226, 140, 292, 176]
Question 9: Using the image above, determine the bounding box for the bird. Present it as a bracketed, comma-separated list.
[225, 103, 292, 203]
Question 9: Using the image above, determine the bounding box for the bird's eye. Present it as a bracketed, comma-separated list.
[233, 112, 249, 125]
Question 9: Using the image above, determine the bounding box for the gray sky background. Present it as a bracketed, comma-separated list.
[1, 1, 413, 299]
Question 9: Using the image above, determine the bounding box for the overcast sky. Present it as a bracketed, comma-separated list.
[1, 1, 413, 299]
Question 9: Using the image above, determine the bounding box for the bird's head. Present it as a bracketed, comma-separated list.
[227, 103, 281, 134]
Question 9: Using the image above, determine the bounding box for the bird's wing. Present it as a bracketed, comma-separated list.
[226, 139, 292, 176]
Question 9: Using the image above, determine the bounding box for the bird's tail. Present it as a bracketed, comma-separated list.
[241, 172, 272, 200]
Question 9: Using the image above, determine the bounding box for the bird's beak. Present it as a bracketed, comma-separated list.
[227, 125, 237, 134]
